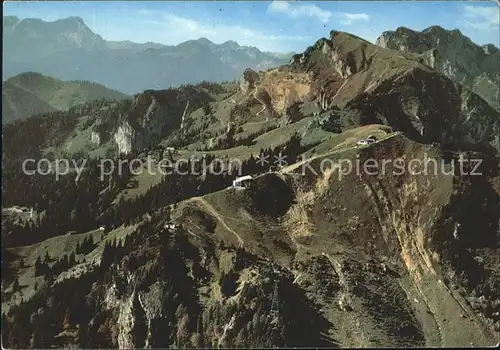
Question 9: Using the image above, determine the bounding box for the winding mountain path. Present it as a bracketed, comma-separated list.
[186, 197, 244, 247]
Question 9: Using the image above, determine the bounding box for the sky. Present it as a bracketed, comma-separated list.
[3, 1, 499, 52]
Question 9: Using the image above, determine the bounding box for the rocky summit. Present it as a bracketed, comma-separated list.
[376, 26, 500, 112]
[2, 11, 500, 350]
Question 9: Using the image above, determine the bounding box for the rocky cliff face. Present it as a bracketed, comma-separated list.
[87, 228, 330, 348]
[113, 121, 134, 155]
[376, 26, 500, 111]
[90, 131, 101, 147]
[112, 88, 213, 154]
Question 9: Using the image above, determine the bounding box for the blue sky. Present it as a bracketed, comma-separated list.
[3, 1, 499, 52]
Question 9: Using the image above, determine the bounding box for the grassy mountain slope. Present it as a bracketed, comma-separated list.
[2, 83, 58, 125]
[2, 72, 129, 124]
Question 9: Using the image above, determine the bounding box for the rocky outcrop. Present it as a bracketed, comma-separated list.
[90, 131, 101, 147]
[113, 93, 171, 154]
[240, 68, 261, 94]
[112, 88, 212, 154]
[376, 26, 500, 111]
[113, 120, 134, 154]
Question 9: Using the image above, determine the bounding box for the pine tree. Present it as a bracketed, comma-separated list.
[101, 241, 112, 270]
[45, 269, 54, 286]
[35, 256, 43, 276]
[12, 278, 20, 292]
[69, 251, 76, 265]
[62, 254, 69, 269]
[88, 235, 94, 249]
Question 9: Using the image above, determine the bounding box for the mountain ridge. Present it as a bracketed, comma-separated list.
[3, 16, 293, 94]
[246, 29, 499, 154]
[376, 25, 500, 111]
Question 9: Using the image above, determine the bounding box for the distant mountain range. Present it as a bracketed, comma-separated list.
[3, 16, 293, 94]
[2, 72, 129, 124]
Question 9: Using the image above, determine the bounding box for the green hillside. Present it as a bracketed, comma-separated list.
[2, 72, 130, 124]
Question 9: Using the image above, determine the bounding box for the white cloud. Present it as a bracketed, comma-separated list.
[138, 9, 152, 16]
[339, 13, 370, 25]
[139, 11, 312, 51]
[462, 5, 499, 30]
[267, 1, 332, 23]
[267, 1, 369, 26]
[336, 12, 370, 25]
[161, 14, 217, 36]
